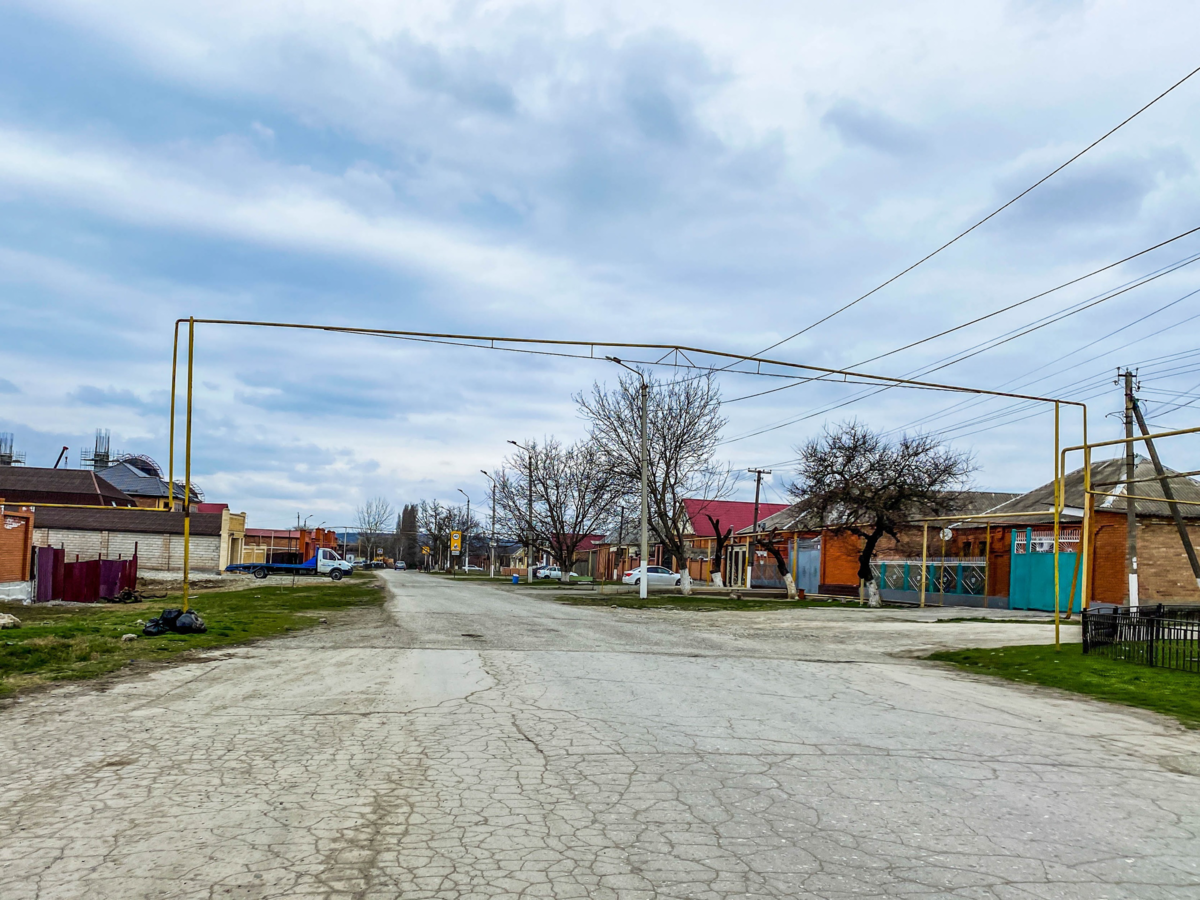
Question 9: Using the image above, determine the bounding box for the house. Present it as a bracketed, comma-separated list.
[30, 506, 246, 574]
[680, 498, 789, 584]
[95, 460, 200, 510]
[0, 466, 136, 507]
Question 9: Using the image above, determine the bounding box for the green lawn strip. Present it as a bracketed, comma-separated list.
[550, 595, 866, 612]
[0, 577, 384, 697]
[927, 643, 1200, 729]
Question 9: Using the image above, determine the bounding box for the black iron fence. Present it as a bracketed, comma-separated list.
[1083, 604, 1200, 674]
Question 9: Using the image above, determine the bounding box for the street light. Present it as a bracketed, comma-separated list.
[508, 439, 536, 583]
[481, 470, 497, 578]
[457, 488, 471, 573]
[606, 357, 649, 601]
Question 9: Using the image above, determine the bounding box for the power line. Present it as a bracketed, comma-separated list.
[755, 63, 1200, 357]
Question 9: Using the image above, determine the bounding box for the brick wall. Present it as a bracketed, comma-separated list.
[1137, 520, 1200, 602]
[820, 532, 861, 591]
[32, 528, 222, 573]
[0, 508, 33, 582]
[1088, 512, 1128, 606]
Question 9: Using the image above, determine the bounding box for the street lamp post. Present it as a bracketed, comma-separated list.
[457, 488, 471, 572]
[481, 470, 497, 578]
[606, 358, 649, 601]
[508, 440, 535, 583]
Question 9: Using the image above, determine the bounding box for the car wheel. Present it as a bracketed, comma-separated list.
[674, 577, 681, 586]
[633, 577, 640, 586]
[330, 569, 344, 581]
[253, 567, 268, 580]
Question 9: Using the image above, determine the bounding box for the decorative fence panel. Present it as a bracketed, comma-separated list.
[1083, 605, 1200, 674]
[871, 558, 987, 596]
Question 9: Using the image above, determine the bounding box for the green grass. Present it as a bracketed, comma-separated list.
[549, 595, 866, 612]
[0, 577, 384, 697]
[927, 643, 1200, 729]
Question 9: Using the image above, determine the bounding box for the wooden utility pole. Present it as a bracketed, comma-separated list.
[746, 468, 771, 589]
[1122, 370, 1139, 607]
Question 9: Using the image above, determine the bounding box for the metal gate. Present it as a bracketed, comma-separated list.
[791, 538, 820, 595]
[1009, 527, 1080, 613]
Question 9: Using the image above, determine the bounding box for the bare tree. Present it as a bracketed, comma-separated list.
[496, 437, 619, 582]
[788, 422, 974, 606]
[415, 499, 478, 571]
[755, 528, 798, 599]
[355, 497, 393, 564]
[397, 503, 420, 568]
[704, 514, 734, 588]
[577, 369, 734, 594]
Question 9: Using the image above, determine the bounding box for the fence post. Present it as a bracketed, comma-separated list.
[1082, 610, 1090, 654]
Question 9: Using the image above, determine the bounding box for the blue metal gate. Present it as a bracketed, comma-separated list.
[791, 538, 820, 595]
[1009, 527, 1081, 613]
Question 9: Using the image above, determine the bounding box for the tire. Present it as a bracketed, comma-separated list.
[330, 569, 344, 581]
[633, 578, 640, 586]
[674, 577, 681, 586]
[253, 567, 268, 580]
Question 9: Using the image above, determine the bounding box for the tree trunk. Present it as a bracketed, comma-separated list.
[711, 570, 724, 588]
[680, 567, 692, 595]
[857, 525, 886, 606]
[866, 580, 882, 607]
[784, 572, 797, 600]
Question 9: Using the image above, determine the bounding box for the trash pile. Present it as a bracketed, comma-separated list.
[142, 608, 207, 636]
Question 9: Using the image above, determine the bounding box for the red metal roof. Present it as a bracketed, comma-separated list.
[576, 534, 606, 552]
[682, 498, 790, 537]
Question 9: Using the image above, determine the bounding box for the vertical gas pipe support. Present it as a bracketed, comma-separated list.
[1052, 400, 1061, 650]
[639, 377, 649, 601]
[919, 523, 928, 608]
[182, 317, 195, 613]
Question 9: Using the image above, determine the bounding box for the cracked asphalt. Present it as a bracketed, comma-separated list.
[3, 572, 1200, 899]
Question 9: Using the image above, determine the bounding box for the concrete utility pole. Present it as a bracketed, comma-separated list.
[481, 471, 496, 578]
[1132, 395, 1200, 588]
[458, 488, 471, 572]
[746, 468, 771, 589]
[508, 441, 535, 582]
[1122, 369, 1139, 608]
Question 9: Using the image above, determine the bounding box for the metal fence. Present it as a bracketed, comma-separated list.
[871, 558, 987, 596]
[1083, 605, 1200, 674]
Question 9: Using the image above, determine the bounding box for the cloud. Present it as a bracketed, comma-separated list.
[68, 385, 160, 412]
[821, 100, 925, 156]
[0, 378, 19, 394]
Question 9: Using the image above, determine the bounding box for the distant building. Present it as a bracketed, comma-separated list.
[95, 460, 200, 510]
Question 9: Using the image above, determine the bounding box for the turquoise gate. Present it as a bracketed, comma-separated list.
[1009, 527, 1081, 613]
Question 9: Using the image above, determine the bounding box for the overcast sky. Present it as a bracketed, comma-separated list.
[4, 0, 1200, 527]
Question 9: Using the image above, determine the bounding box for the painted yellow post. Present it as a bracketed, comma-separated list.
[168, 321, 179, 511]
[983, 521, 991, 608]
[1081, 444, 1092, 611]
[1052, 401, 1061, 650]
[182, 318, 195, 614]
[919, 522, 928, 608]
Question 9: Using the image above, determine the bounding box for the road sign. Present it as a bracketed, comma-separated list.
[421, 546, 431, 555]
[940, 527, 954, 541]
[451, 531, 462, 554]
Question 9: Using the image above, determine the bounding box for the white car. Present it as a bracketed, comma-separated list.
[535, 566, 584, 580]
[622, 565, 681, 587]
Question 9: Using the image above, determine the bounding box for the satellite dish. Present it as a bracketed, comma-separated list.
[940, 527, 954, 541]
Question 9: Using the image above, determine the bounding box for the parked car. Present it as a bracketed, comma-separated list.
[622, 565, 681, 587]
[394, 561, 407, 570]
[463, 564, 485, 573]
[535, 566, 584, 580]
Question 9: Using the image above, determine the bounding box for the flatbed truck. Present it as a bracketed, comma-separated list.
[226, 547, 354, 581]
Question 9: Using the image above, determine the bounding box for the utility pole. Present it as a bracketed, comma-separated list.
[509, 441, 536, 582]
[746, 468, 771, 589]
[607, 358, 650, 600]
[1132, 394, 1200, 588]
[616, 506, 626, 581]
[1122, 369, 1139, 608]
[481, 471, 497, 578]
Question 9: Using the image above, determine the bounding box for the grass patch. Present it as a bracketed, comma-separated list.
[0, 576, 384, 697]
[927, 643, 1200, 729]
[550, 595, 866, 612]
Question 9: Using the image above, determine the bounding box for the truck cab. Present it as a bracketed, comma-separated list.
[316, 548, 354, 580]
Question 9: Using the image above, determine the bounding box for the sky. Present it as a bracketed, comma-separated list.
[3, 0, 1200, 528]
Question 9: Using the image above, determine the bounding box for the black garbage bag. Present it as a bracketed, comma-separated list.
[174, 611, 207, 634]
[159, 608, 183, 628]
[142, 618, 169, 636]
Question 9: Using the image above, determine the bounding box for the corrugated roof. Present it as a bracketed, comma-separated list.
[988, 457, 1200, 521]
[683, 498, 790, 537]
[31, 507, 224, 536]
[744, 490, 1023, 534]
[0, 466, 134, 505]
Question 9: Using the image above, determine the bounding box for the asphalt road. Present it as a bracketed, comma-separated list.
[2, 572, 1199, 899]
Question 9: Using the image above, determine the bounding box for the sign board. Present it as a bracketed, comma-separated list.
[421, 546, 431, 555]
[450, 531, 462, 554]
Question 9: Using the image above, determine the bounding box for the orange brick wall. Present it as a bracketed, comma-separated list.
[1137, 520, 1200, 603]
[820, 532, 862, 590]
[1088, 512, 1128, 606]
[0, 505, 33, 582]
